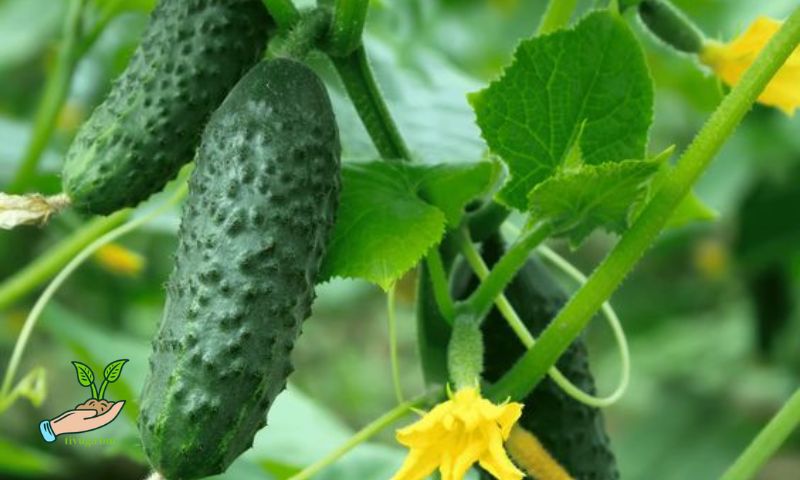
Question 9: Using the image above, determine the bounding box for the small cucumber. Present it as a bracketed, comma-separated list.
[62, 0, 271, 215]
[138, 58, 340, 480]
[451, 234, 619, 480]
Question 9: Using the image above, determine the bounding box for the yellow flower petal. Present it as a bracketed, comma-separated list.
[392, 446, 440, 480]
[392, 387, 525, 480]
[94, 243, 145, 277]
[700, 16, 800, 116]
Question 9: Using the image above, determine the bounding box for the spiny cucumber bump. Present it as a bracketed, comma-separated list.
[62, 0, 272, 215]
[138, 59, 340, 479]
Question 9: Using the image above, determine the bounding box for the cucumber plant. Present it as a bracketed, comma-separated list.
[0, 0, 798, 479]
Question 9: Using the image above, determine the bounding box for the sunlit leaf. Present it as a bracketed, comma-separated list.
[470, 10, 653, 210]
[321, 161, 498, 290]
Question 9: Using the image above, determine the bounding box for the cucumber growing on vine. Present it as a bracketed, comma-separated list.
[451, 234, 619, 480]
[138, 58, 340, 480]
[62, 0, 271, 215]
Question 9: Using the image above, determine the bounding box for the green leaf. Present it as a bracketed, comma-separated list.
[470, 10, 653, 210]
[103, 358, 128, 383]
[409, 160, 501, 226]
[631, 147, 718, 230]
[71, 361, 95, 387]
[666, 190, 717, 229]
[321, 161, 497, 290]
[528, 159, 660, 246]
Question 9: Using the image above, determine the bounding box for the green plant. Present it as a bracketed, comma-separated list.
[138, 58, 340, 480]
[71, 359, 128, 400]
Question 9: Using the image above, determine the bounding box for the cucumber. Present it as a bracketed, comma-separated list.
[138, 58, 340, 480]
[62, 0, 271, 215]
[450, 234, 619, 480]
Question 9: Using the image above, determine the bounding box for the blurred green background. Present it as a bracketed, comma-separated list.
[1, 0, 799, 479]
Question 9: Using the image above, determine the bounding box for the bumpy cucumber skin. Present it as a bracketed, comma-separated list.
[63, 0, 271, 215]
[451, 235, 619, 480]
[138, 59, 340, 480]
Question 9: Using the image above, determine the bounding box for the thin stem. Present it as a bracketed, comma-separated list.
[487, 7, 800, 402]
[75, 0, 127, 59]
[90, 383, 98, 400]
[328, 0, 369, 57]
[721, 389, 800, 480]
[331, 45, 412, 161]
[97, 379, 108, 399]
[8, 0, 87, 192]
[288, 393, 434, 480]
[459, 228, 629, 407]
[537, 0, 578, 35]
[386, 286, 404, 404]
[463, 223, 552, 321]
[0, 211, 130, 311]
[0, 183, 187, 397]
[263, 0, 301, 30]
[425, 248, 455, 323]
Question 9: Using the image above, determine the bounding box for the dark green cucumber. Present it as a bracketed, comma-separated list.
[138, 58, 340, 480]
[62, 0, 271, 215]
[451, 234, 619, 480]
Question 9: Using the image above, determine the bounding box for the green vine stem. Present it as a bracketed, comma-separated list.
[424, 247, 455, 323]
[331, 45, 412, 161]
[0, 183, 187, 401]
[263, 0, 301, 30]
[7, 0, 86, 192]
[462, 222, 553, 320]
[0, 211, 130, 311]
[457, 227, 629, 408]
[721, 389, 800, 480]
[288, 392, 437, 480]
[487, 6, 800, 403]
[538, 0, 578, 35]
[327, 0, 369, 57]
[281, 8, 331, 59]
[386, 285, 404, 404]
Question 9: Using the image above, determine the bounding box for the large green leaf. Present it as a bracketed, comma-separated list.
[321, 161, 498, 290]
[470, 10, 653, 210]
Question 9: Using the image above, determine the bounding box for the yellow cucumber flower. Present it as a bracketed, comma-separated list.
[391, 387, 524, 480]
[94, 243, 145, 277]
[700, 16, 800, 116]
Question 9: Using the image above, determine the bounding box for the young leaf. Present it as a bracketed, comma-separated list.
[70, 361, 94, 387]
[320, 161, 498, 290]
[470, 10, 653, 210]
[528, 159, 660, 247]
[103, 359, 128, 383]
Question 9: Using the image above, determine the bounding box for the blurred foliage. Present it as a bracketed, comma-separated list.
[0, 0, 798, 479]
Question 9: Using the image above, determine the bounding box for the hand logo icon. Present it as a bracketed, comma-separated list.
[39, 359, 128, 443]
